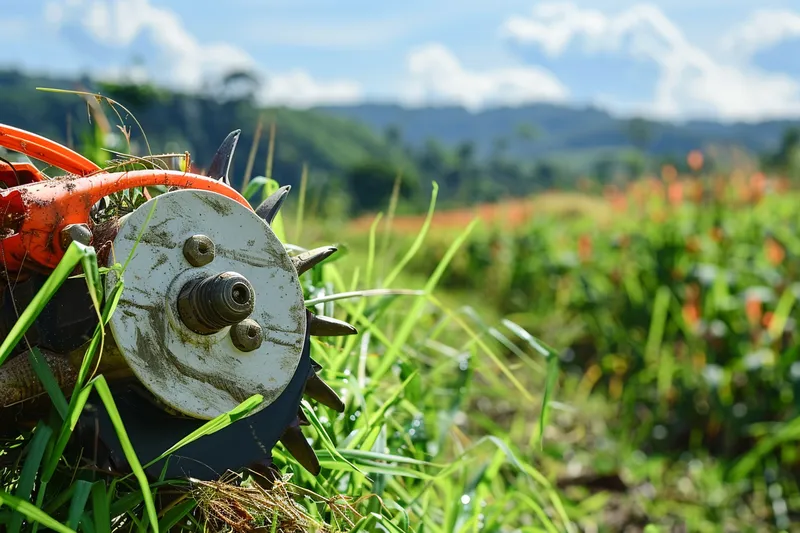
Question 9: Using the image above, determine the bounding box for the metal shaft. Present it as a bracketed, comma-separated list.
[177, 271, 255, 334]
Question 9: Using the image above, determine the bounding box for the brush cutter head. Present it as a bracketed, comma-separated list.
[0, 125, 356, 482]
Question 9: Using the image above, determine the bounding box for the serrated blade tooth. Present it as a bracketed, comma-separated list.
[309, 314, 357, 337]
[297, 410, 310, 426]
[304, 372, 345, 413]
[255, 185, 291, 225]
[207, 129, 241, 186]
[292, 246, 338, 276]
[280, 425, 320, 475]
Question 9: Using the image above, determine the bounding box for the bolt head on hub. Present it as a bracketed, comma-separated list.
[60, 223, 92, 249]
[230, 319, 264, 352]
[183, 234, 215, 267]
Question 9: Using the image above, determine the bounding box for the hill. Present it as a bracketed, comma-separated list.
[2, 69, 799, 215]
[0, 69, 417, 218]
[314, 103, 800, 162]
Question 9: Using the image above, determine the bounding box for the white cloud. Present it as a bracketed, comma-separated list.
[260, 69, 362, 107]
[501, 2, 800, 121]
[720, 9, 800, 58]
[402, 43, 568, 111]
[42, 0, 362, 107]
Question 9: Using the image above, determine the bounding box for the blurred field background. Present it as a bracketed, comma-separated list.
[4, 2, 800, 530]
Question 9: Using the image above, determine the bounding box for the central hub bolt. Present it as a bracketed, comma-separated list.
[177, 271, 256, 335]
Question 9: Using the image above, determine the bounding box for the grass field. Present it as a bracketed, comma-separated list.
[326, 168, 800, 532]
[2, 106, 800, 533]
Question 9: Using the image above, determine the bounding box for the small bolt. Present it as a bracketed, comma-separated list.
[60, 223, 92, 249]
[183, 234, 215, 267]
[230, 319, 263, 352]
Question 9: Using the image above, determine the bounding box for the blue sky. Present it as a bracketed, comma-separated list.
[4, 0, 800, 121]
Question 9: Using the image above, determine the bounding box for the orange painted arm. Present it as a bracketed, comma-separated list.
[0, 123, 101, 176]
[0, 169, 252, 272]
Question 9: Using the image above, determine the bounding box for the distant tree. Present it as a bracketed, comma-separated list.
[593, 155, 617, 183]
[417, 139, 448, 176]
[456, 141, 475, 167]
[763, 127, 800, 180]
[345, 159, 418, 213]
[384, 125, 402, 147]
[623, 117, 655, 152]
[217, 69, 262, 103]
[533, 161, 557, 189]
[97, 81, 161, 110]
[624, 151, 647, 179]
[491, 136, 510, 158]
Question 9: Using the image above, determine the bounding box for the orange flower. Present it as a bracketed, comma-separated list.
[667, 180, 684, 205]
[750, 172, 766, 203]
[762, 311, 774, 329]
[745, 296, 762, 327]
[683, 303, 700, 326]
[765, 238, 785, 265]
[578, 234, 593, 262]
[611, 195, 628, 212]
[687, 150, 704, 172]
[661, 164, 678, 183]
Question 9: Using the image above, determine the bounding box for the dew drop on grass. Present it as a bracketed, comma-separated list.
[460, 494, 471, 505]
[790, 362, 800, 380]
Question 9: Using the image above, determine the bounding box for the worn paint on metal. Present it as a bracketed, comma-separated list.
[105, 189, 307, 420]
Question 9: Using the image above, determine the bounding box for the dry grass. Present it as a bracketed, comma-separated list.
[190, 472, 363, 533]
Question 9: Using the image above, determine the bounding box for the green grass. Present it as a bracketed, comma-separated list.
[326, 180, 800, 531]
[0, 110, 566, 532]
[6, 94, 800, 532]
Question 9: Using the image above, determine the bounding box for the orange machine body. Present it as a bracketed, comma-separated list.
[0, 123, 251, 274]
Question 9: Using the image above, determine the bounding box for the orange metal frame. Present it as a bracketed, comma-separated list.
[0, 123, 251, 273]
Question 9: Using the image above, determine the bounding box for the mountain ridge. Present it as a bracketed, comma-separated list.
[313, 102, 800, 160]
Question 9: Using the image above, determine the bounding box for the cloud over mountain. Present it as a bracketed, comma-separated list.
[8, 0, 800, 120]
[500, 2, 800, 120]
[402, 43, 569, 110]
[42, 0, 363, 106]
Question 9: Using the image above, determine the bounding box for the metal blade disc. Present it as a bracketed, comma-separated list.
[77, 311, 317, 481]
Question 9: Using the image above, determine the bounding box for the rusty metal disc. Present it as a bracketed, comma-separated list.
[104, 189, 307, 420]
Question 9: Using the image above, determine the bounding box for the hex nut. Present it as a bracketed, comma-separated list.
[183, 234, 215, 267]
[60, 223, 92, 249]
[230, 319, 264, 352]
